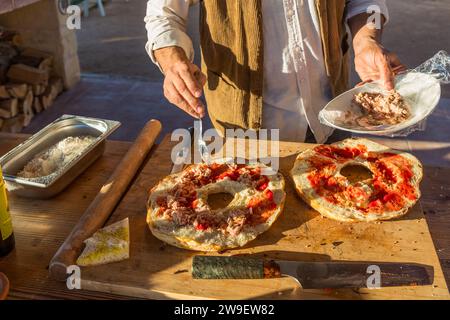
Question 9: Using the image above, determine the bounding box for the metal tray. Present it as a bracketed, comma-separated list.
[0, 115, 120, 198]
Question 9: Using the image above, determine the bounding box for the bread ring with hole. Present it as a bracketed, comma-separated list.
[147, 161, 286, 251]
[290, 138, 422, 222]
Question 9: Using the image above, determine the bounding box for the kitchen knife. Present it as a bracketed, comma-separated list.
[192, 256, 433, 289]
[171, 126, 195, 174]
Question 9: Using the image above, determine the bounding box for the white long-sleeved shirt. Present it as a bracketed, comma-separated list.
[145, 0, 389, 143]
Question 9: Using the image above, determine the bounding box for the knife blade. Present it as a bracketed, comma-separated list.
[171, 127, 194, 174]
[192, 256, 433, 289]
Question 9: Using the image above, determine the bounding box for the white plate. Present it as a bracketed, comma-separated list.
[318, 72, 441, 135]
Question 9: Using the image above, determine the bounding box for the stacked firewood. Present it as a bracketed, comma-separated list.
[0, 30, 64, 133]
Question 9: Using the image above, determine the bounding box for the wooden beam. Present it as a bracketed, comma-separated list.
[0, 41, 18, 59]
[20, 48, 54, 73]
[38, 57, 52, 71]
[32, 84, 45, 96]
[0, 108, 10, 119]
[11, 55, 42, 68]
[20, 47, 53, 62]
[33, 96, 43, 114]
[6, 83, 28, 99]
[0, 59, 10, 84]
[40, 77, 63, 109]
[0, 115, 24, 133]
[52, 77, 64, 96]
[0, 86, 10, 99]
[7, 63, 49, 85]
[0, 98, 19, 118]
[19, 90, 34, 127]
[40, 91, 53, 110]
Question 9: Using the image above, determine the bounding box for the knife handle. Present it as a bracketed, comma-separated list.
[192, 256, 281, 279]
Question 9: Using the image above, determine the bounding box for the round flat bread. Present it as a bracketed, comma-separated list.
[147, 162, 286, 251]
[290, 138, 422, 222]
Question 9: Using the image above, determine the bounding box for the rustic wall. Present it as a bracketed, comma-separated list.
[0, 1, 41, 15]
[0, 0, 80, 88]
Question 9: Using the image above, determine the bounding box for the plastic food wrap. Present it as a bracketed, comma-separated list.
[413, 50, 450, 84]
[319, 50, 450, 137]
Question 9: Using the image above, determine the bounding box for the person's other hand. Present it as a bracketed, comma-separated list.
[354, 39, 406, 91]
[154, 46, 207, 118]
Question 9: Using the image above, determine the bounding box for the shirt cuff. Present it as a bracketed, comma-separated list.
[345, 0, 389, 25]
[146, 29, 195, 73]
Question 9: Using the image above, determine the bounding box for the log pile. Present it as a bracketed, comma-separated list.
[0, 30, 64, 133]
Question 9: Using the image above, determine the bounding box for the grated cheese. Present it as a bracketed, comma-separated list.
[17, 136, 96, 179]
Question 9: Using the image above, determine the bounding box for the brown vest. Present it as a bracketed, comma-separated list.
[200, 0, 349, 135]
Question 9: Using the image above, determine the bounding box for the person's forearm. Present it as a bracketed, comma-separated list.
[154, 46, 189, 74]
[146, 1, 207, 118]
[348, 13, 384, 53]
[145, 0, 195, 69]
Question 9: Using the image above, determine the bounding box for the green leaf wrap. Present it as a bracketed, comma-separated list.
[192, 256, 264, 279]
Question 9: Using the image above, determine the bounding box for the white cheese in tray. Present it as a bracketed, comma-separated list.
[17, 136, 96, 179]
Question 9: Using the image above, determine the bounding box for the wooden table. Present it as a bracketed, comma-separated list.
[0, 133, 133, 299]
[0, 133, 449, 299]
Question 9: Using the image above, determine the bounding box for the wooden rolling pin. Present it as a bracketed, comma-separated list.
[49, 119, 162, 281]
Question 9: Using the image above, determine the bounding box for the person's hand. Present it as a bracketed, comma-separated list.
[348, 12, 407, 90]
[154, 46, 207, 118]
[354, 39, 406, 90]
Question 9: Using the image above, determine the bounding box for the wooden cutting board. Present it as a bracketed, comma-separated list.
[79, 136, 450, 299]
